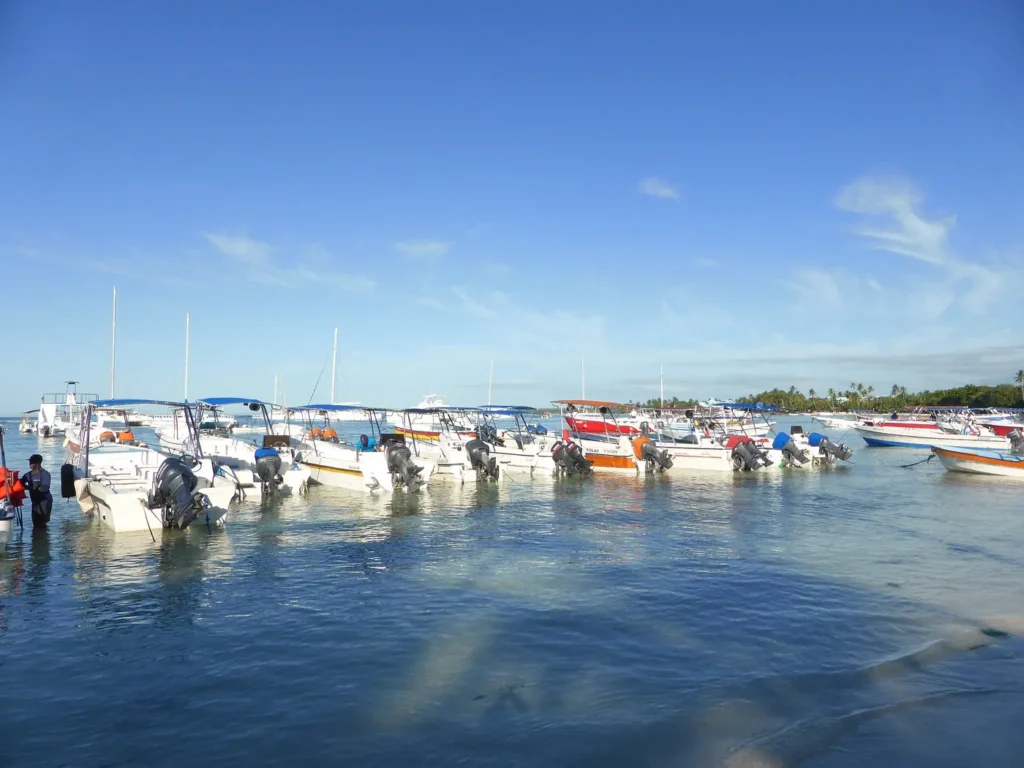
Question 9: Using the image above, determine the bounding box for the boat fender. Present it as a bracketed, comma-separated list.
[60, 463, 77, 499]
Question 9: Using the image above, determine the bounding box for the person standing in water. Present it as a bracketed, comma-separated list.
[23, 454, 52, 528]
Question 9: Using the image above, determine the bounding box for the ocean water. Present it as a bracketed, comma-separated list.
[1, 417, 1022, 767]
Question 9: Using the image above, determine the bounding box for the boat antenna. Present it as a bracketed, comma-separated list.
[330, 327, 338, 405]
[184, 312, 190, 400]
[110, 286, 117, 398]
[306, 355, 330, 405]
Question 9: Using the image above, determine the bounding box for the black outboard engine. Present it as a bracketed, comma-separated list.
[254, 447, 284, 493]
[1009, 429, 1024, 453]
[636, 437, 673, 472]
[551, 439, 593, 476]
[772, 432, 810, 466]
[808, 432, 853, 463]
[150, 457, 203, 529]
[477, 423, 502, 446]
[464, 438, 499, 480]
[729, 437, 772, 471]
[384, 443, 422, 490]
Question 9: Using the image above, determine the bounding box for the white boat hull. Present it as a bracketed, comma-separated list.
[933, 448, 1024, 478]
[855, 425, 1009, 450]
[74, 477, 233, 534]
[299, 446, 434, 493]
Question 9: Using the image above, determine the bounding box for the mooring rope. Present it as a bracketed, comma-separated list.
[900, 454, 935, 469]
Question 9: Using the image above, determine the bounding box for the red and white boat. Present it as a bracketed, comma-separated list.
[554, 400, 672, 475]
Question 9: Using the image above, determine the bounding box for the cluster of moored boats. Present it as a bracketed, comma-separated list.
[4, 392, 1021, 542]
[811, 408, 1024, 477]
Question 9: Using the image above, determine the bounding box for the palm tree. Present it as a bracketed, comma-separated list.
[891, 384, 900, 398]
[1016, 370, 1024, 402]
[808, 388, 816, 400]
[827, 387, 836, 405]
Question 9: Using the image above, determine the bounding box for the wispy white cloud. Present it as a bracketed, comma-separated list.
[203, 232, 274, 265]
[785, 268, 843, 307]
[204, 233, 375, 292]
[834, 175, 1017, 316]
[638, 177, 680, 200]
[693, 257, 717, 268]
[835, 177, 954, 265]
[395, 239, 451, 258]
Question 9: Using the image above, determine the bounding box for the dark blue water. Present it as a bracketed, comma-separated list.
[2, 418, 1022, 767]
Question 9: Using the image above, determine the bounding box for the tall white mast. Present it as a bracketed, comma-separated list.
[273, 374, 279, 405]
[331, 327, 338, 404]
[581, 353, 586, 399]
[488, 359, 494, 405]
[660, 363, 664, 408]
[110, 286, 117, 398]
[184, 312, 190, 400]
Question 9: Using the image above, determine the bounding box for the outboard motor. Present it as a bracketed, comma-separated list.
[477, 423, 502, 446]
[772, 432, 810, 466]
[807, 432, 852, 462]
[727, 436, 772, 471]
[1009, 429, 1024, 453]
[254, 447, 284, 493]
[464, 438, 499, 480]
[40, 425, 52, 438]
[551, 439, 592, 476]
[633, 437, 673, 472]
[150, 457, 203, 529]
[384, 443, 422, 490]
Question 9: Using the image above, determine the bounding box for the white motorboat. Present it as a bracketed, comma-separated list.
[554, 400, 673, 476]
[67, 398, 235, 535]
[811, 413, 859, 430]
[18, 411, 36, 434]
[39, 381, 98, 437]
[932, 445, 1024, 478]
[156, 397, 310, 497]
[854, 421, 1011, 450]
[390, 395, 476, 441]
[292, 405, 434, 493]
[473, 406, 560, 477]
[394, 408, 502, 483]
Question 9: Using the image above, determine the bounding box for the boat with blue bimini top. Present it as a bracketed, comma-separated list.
[292, 404, 434, 493]
[66, 399, 236, 535]
[154, 397, 310, 498]
[472, 406, 563, 477]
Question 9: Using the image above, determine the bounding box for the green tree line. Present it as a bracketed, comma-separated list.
[636, 372, 1024, 412]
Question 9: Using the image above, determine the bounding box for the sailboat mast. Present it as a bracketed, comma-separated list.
[110, 286, 117, 398]
[184, 312, 190, 400]
[488, 359, 493, 406]
[581, 354, 586, 399]
[660, 363, 664, 408]
[273, 374, 278, 405]
[331, 327, 338, 405]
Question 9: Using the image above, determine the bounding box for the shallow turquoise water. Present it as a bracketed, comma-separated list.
[1, 417, 1022, 766]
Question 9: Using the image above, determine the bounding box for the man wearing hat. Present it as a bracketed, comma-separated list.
[24, 454, 52, 528]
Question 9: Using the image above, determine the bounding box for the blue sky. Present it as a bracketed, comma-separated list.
[2, 0, 1023, 412]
